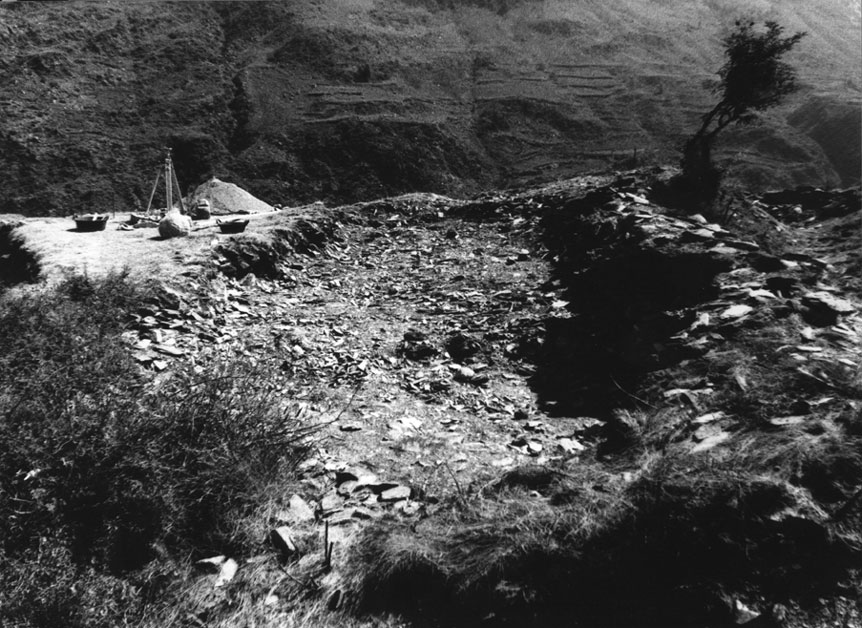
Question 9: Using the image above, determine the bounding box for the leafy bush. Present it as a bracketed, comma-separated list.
[0, 273, 314, 626]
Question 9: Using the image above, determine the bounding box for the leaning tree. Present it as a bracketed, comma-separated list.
[682, 20, 806, 203]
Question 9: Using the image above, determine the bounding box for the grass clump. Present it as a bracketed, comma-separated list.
[0, 272, 315, 627]
[347, 438, 861, 627]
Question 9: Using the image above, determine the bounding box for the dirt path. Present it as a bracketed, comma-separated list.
[1, 208, 318, 287]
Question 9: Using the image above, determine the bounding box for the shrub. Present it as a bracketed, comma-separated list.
[678, 20, 805, 208]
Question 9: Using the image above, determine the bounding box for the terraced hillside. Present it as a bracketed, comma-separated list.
[0, 0, 859, 215]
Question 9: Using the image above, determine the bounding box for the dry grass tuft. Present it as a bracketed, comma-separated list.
[345, 431, 861, 627]
[0, 272, 317, 627]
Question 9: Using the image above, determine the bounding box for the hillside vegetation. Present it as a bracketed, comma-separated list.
[0, 0, 859, 216]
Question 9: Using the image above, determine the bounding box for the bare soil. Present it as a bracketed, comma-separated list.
[0, 208, 313, 287]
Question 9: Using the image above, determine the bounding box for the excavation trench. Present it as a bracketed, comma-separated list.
[532, 190, 733, 416]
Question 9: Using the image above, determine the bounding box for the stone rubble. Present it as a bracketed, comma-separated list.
[117, 179, 860, 608]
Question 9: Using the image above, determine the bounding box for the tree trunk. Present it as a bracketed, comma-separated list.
[681, 133, 721, 205]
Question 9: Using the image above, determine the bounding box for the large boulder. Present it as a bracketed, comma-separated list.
[189, 178, 274, 216]
[158, 210, 192, 239]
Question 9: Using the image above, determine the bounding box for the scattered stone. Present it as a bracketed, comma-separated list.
[769, 603, 788, 624]
[285, 494, 315, 523]
[557, 437, 585, 454]
[403, 329, 428, 342]
[527, 441, 543, 456]
[768, 416, 806, 427]
[334, 469, 360, 484]
[682, 228, 716, 242]
[444, 332, 482, 362]
[195, 555, 227, 573]
[319, 492, 343, 514]
[720, 304, 753, 320]
[360, 482, 399, 495]
[298, 458, 322, 474]
[399, 329, 437, 360]
[379, 485, 412, 502]
[693, 423, 725, 442]
[393, 500, 421, 515]
[571, 417, 604, 435]
[765, 275, 798, 295]
[795, 345, 823, 353]
[747, 288, 777, 301]
[326, 508, 357, 525]
[352, 507, 381, 520]
[801, 291, 855, 326]
[132, 350, 155, 363]
[749, 253, 786, 273]
[721, 239, 759, 251]
[709, 244, 742, 256]
[456, 366, 475, 380]
[152, 343, 185, 357]
[693, 411, 725, 424]
[389, 416, 423, 435]
[214, 558, 239, 587]
[454, 365, 489, 385]
[355, 473, 381, 488]
[270, 526, 298, 558]
[339, 422, 362, 432]
[800, 327, 816, 341]
[734, 599, 761, 624]
[513, 408, 530, 421]
[337, 480, 358, 496]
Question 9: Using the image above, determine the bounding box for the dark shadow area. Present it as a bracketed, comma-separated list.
[353, 471, 859, 628]
[526, 190, 733, 416]
[0, 222, 40, 289]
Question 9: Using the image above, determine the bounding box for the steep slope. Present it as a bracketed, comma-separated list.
[0, 0, 859, 216]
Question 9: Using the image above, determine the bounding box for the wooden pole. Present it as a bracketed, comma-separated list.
[144, 167, 161, 216]
[171, 160, 186, 214]
[165, 151, 173, 213]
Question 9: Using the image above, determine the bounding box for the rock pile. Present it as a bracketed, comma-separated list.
[190, 178, 276, 216]
[533, 181, 860, 452]
[759, 186, 861, 220]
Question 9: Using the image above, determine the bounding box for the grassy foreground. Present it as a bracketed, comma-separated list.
[0, 273, 314, 627]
